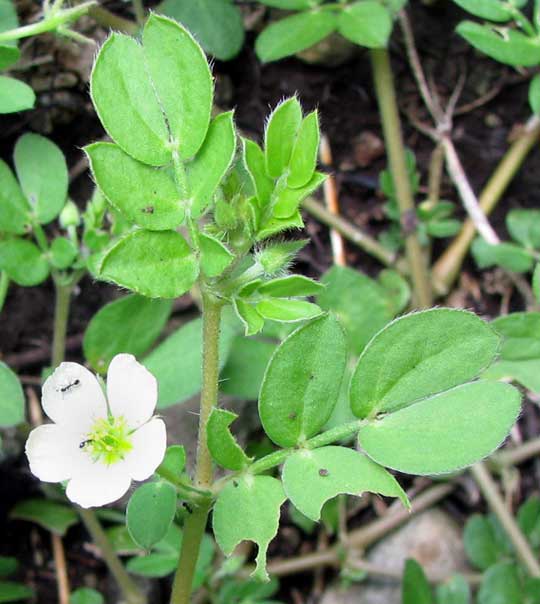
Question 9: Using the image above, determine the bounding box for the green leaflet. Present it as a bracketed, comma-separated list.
[402, 559, 433, 604]
[259, 314, 347, 447]
[264, 97, 303, 178]
[83, 294, 172, 373]
[492, 312, 540, 361]
[255, 298, 322, 322]
[452, 0, 513, 22]
[90, 34, 171, 166]
[50, 237, 77, 270]
[457, 21, 540, 67]
[127, 482, 177, 550]
[0, 44, 19, 69]
[207, 408, 251, 470]
[70, 588, 104, 604]
[358, 381, 521, 475]
[99, 230, 199, 298]
[471, 238, 533, 273]
[256, 10, 338, 63]
[213, 475, 286, 580]
[85, 142, 184, 231]
[257, 275, 324, 297]
[13, 133, 68, 225]
[198, 233, 234, 278]
[0, 238, 49, 286]
[233, 298, 265, 336]
[0, 76, 35, 114]
[10, 499, 78, 536]
[159, 0, 244, 61]
[464, 515, 502, 571]
[436, 575, 471, 604]
[143, 14, 213, 160]
[337, 2, 393, 49]
[243, 139, 274, 206]
[287, 110, 320, 189]
[0, 362, 24, 427]
[282, 446, 409, 521]
[529, 74, 540, 115]
[349, 308, 501, 418]
[506, 208, 540, 249]
[478, 562, 521, 604]
[0, 159, 29, 234]
[188, 112, 237, 216]
[273, 171, 326, 218]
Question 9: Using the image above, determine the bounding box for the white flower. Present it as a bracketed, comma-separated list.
[25, 354, 167, 509]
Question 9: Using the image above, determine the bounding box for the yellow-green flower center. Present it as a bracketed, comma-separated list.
[81, 416, 133, 465]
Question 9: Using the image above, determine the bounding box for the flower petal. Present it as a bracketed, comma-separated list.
[107, 354, 157, 429]
[66, 456, 132, 508]
[25, 424, 83, 482]
[42, 362, 107, 430]
[123, 418, 167, 481]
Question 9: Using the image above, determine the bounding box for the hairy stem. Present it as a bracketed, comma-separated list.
[51, 281, 146, 604]
[370, 48, 432, 307]
[471, 462, 540, 577]
[170, 294, 222, 604]
[432, 116, 540, 293]
[0, 271, 9, 314]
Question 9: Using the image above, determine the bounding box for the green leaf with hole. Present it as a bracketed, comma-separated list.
[273, 171, 326, 218]
[264, 97, 303, 178]
[207, 409, 251, 471]
[471, 238, 533, 273]
[258, 275, 324, 298]
[256, 298, 322, 323]
[350, 308, 501, 418]
[83, 294, 172, 373]
[145, 316, 236, 408]
[90, 34, 171, 166]
[127, 482, 177, 551]
[452, 0, 513, 22]
[338, 2, 393, 49]
[358, 380, 520, 475]
[259, 314, 347, 447]
[402, 559, 433, 604]
[85, 143, 184, 231]
[159, 0, 244, 60]
[213, 475, 286, 581]
[256, 10, 338, 63]
[0, 361, 24, 427]
[11, 499, 78, 536]
[457, 22, 540, 67]
[287, 111, 320, 189]
[0, 238, 49, 286]
[143, 14, 212, 160]
[0, 159, 29, 234]
[0, 581, 33, 603]
[283, 446, 409, 521]
[99, 230, 198, 298]
[0, 76, 35, 114]
[188, 112, 237, 216]
[221, 336, 276, 400]
[14, 133, 68, 225]
[199, 233, 234, 278]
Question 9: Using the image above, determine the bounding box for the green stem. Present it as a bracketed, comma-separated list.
[78, 508, 146, 604]
[369, 48, 432, 308]
[471, 462, 540, 577]
[51, 280, 147, 604]
[0, 271, 9, 314]
[87, 5, 138, 34]
[0, 2, 95, 42]
[170, 294, 222, 604]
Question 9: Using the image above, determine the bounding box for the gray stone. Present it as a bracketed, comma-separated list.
[321, 508, 468, 604]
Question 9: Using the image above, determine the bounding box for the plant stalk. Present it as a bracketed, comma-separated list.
[0, 271, 9, 314]
[471, 462, 540, 577]
[369, 48, 432, 308]
[432, 115, 540, 294]
[170, 293, 222, 604]
[51, 280, 147, 604]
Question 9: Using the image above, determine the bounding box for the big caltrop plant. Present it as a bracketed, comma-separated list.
[23, 13, 523, 604]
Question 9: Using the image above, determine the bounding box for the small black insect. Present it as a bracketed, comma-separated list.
[142, 206, 155, 214]
[181, 501, 194, 514]
[288, 412, 297, 420]
[60, 379, 80, 393]
[318, 468, 329, 477]
[79, 439, 93, 449]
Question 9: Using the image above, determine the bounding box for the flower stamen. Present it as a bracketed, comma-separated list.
[81, 416, 133, 465]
